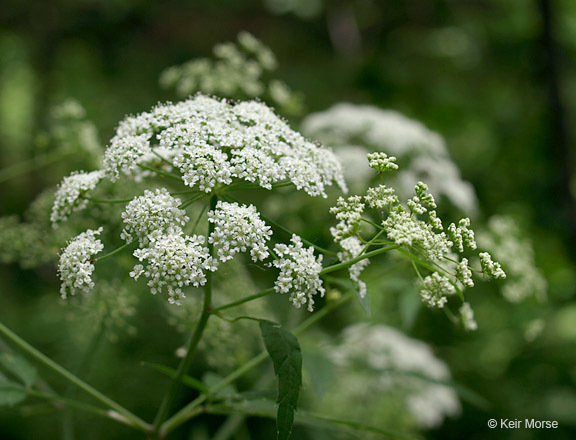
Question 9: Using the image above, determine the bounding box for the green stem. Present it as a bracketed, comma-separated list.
[27, 389, 112, 421]
[0, 322, 150, 433]
[319, 245, 399, 276]
[93, 240, 137, 263]
[82, 196, 134, 204]
[136, 164, 183, 182]
[0, 150, 71, 184]
[211, 288, 275, 313]
[152, 195, 218, 435]
[160, 292, 354, 436]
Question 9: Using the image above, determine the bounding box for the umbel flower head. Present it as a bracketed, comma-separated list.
[51, 170, 105, 226]
[58, 227, 104, 298]
[102, 95, 346, 197]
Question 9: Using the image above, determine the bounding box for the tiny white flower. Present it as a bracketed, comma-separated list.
[121, 188, 189, 245]
[207, 201, 272, 263]
[367, 152, 399, 172]
[272, 235, 325, 312]
[479, 252, 506, 280]
[51, 170, 105, 226]
[337, 237, 370, 298]
[420, 272, 456, 308]
[132, 233, 213, 305]
[58, 227, 104, 298]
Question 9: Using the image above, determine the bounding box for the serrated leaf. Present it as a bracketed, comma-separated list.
[0, 352, 37, 386]
[259, 320, 302, 440]
[0, 372, 27, 406]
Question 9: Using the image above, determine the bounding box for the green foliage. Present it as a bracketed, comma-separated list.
[259, 320, 303, 440]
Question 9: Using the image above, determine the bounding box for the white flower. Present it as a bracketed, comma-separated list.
[456, 258, 474, 288]
[132, 233, 214, 305]
[121, 188, 189, 245]
[58, 227, 104, 298]
[420, 272, 456, 308]
[51, 170, 105, 226]
[272, 235, 325, 312]
[103, 134, 151, 181]
[367, 152, 399, 172]
[459, 302, 478, 331]
[447, 218, 477, 253]
[207, 201, 272, 263]
[365, 184, 399, 210]
[101, 95, 346, 197]
[337, 237, 370, 298]
[329, 196, 365, 242]
[479, 252, 506, 280]
[383, 208, 452, 261]
[302, 103, 478, 214]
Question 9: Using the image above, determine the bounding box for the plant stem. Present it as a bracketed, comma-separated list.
[211, 288, 275, 313]
[136, 164, 183, 182]
[0, 322, 150, 433]
[160, 292, 354, 436]
[93, 240, 137, 263]
[152, 195, 218, 435]
[0, 150, 71, 184]
[319, 245, 399, 275]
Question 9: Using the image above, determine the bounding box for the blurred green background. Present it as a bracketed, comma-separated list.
[1, 0, 576, 439]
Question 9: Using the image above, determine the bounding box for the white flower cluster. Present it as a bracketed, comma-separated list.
[477, 216, 546, 302]
[51, 170, 105, 226]
[302, 103, 477, 213]
[420, 272, 456, 308]
[131, 233, 213, 305]
[479, 252, 506, 280]
[207, 201, 272, 263]
[329, 324, 461, 429]
[121, 188, 189, 245]
[336, 237, 370, 298]
[58, 227, 104, 298]
[272, 235, 325, 312]
[159, 32, 300, 113]
[367, 152, 399, 172]
[330, 176, 502, 312]
[102, 95, 346, 197]
[329, 195, 364, 242]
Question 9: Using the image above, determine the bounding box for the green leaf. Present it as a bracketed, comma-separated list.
[259, 320, 302, 440]
[0, 372, 27, 406]
[141, 361, 210, 394]
[0, 352, 37, 386]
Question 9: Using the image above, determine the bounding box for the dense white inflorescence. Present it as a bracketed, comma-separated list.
[121, 188, 189, 246]
[207, 201, 272, 263]
[479, 252, 506, 280]
[420, 272, 456, 308]
[131, 233, 214, 305]
[58, 227, 104, 298]
[302, 103, 477, 213]
[336, 237, 370, 298]
[102, 95, 346, 197]
[272, 235, 325, 312]
[51, 170, 105, 226]
[329, 324, 461, 429]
